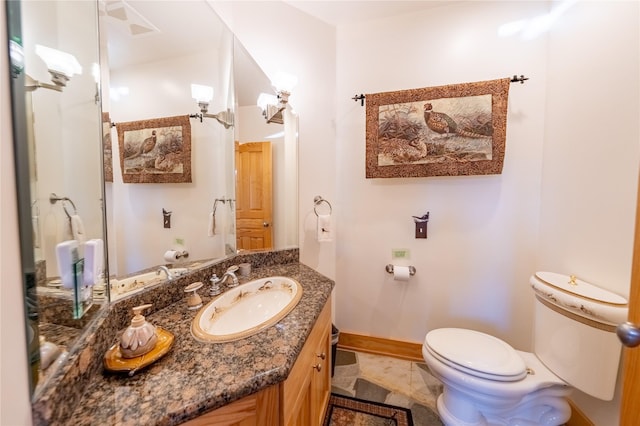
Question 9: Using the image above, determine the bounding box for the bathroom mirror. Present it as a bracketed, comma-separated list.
[101, 0, 298, 279]
[10, 0, 298, 398]
[8, 0, 108, 397]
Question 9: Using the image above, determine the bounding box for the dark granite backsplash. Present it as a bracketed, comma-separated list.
[31, 248, 335, 425]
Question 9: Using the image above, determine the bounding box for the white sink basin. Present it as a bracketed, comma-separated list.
[113, 271, 163, 294]
[111, 268, 189, 300]
[191, 276, 302, 343]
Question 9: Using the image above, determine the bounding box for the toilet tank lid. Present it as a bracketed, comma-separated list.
[533, 272, 627, 305]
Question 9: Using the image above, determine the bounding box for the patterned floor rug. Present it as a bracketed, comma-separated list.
[323, 393, 414, 426]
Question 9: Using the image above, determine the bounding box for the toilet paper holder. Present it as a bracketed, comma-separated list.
[385, 264, 416, 276]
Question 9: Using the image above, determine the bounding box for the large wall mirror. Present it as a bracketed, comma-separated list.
[102, 0, 298, 283]
[9, 0, 298, 399]
[8, 0, 107, 397]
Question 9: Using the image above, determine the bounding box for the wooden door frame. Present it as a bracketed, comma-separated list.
[619, 175, 640, 425]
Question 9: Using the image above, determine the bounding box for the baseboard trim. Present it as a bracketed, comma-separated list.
[337, 332, 423, 362]
[567, 399, 594, 426]
[337, 332, 594, 426]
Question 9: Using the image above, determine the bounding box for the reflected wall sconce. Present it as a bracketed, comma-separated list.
[257, 71, 298, 125]
[92, 63, 101, 104]
[257, 92, 284, 124]
[25, 45, 82, 92]
[190, 83, 234, 128]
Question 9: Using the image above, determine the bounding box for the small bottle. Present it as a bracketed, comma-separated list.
[120, 304, 158, 358]
[39, 336, 61, 370]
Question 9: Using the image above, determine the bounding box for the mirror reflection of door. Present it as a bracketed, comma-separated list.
[235, 141, 273, 251]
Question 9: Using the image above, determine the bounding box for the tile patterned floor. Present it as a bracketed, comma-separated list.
[331, 349, 444, 426]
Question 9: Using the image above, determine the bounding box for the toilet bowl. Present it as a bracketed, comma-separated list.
[423, 328, 571, 426]
[423, 272, 628, 426]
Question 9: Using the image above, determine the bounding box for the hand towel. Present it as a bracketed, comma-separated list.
[227, 202, 235, 234]
[317, 214, 332, 242]
[208, 212, 215, 237]
[32, 215, 40, 248]
[70, 215, 86, 243]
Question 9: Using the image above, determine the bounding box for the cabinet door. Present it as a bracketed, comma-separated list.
[183, 385, 278, 426]
[282, 300, 332, 426]
[310, 319, 331, 426]
[290, 385, 312, 425]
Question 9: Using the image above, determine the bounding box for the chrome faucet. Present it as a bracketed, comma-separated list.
[156, 265, 174, 281]
[209, 265, 239, 296]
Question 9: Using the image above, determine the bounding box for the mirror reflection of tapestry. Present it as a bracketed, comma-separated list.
[102, 112, 113, 182]
[116, 115, 192, 183]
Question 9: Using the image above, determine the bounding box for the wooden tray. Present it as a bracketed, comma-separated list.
[104, 327, 174, 376]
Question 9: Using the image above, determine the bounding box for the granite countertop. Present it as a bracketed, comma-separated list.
[67, 262, 334, 425]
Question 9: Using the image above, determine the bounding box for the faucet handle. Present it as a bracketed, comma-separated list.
[209, 274, 222, 296]
[226, 265, 240, 287]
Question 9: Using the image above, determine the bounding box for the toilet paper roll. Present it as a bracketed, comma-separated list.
[164, 250, 179, 263]
[393, 266, 411, 282]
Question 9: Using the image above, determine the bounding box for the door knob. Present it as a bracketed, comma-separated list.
[617, 322, 640, 347]
[263, 222, 270, 228]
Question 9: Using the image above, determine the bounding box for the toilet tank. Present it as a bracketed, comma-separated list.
[530, 272, 628, 401]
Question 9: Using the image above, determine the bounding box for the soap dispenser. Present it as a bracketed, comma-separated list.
[120, 304, 158, 359]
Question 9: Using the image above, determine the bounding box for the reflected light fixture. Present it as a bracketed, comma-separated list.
[257, 92, 284, 124]
[26, 44, 82, 92]
[190, 83, 234, 128]
[9, 39, 25, 78]
[257, 71, 298, 125]
[92, 63, 101, 104]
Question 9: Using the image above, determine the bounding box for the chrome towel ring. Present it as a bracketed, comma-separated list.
[313, 196, 332, 217]
[49, 193, 77, 219]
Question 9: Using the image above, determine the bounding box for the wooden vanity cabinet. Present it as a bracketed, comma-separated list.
[183, 300, 332, 426]
[281, 300, 332, 426]
[182, 385, 279, 426]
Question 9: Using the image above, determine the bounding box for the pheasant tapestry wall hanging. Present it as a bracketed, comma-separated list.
[116, 115, 192, 183]
[102, 112, 113, 183]
[365, 78, 510, 178]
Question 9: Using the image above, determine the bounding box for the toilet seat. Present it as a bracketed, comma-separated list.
[425, 328, 527, 382]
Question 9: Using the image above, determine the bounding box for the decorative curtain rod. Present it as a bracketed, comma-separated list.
[352, 74, 529, 106]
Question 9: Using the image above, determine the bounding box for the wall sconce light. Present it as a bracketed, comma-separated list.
[25, 45, 82, 92]
[190, 83, 234, 128]
[257, 72, 298, 125]
[257, 92, 284, 124]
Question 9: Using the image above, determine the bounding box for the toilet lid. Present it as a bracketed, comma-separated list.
[425, 328, 527, 382]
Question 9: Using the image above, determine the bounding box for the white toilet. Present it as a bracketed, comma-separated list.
[422, 272, 628, 426]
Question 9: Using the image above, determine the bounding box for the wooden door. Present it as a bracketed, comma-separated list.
[619, 179, 640, 425]
[235, 142, 273, 251]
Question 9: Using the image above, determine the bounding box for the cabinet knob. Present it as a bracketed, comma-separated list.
[313, 363, 322, 372]
[316, 352, 326, 360]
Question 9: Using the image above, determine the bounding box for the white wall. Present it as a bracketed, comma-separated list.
[108, 47, 234, 275]
[1, 6, 34, 424]
[335, 1, 548, 350]
[539, 1, 640, 424]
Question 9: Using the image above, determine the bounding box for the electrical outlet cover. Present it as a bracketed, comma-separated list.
[392, 249, 410, 259]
